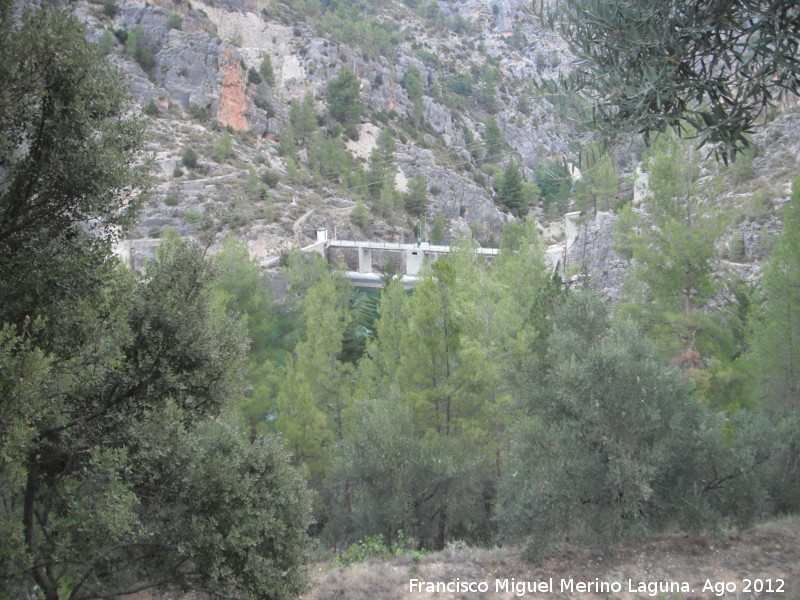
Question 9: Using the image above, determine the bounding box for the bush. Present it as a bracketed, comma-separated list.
[183, 210, 204, 225]
[211, 132, 233, 162]
[186, 103, 209, 122]
[253, 97, 275, 117]
[351, 200, 369, 230]
[143, 100, 160, 116]
[260, 169, 279, 187]
[497, 292, 733, 554]
[182, 147, 198, 169]
[167, 12, 182, 30]
[259, 54, 275, 86]
[248, 67, 262, 85]
[164, 195, 180, 206]
[125, 25, 157, 74]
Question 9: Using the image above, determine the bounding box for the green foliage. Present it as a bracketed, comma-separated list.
[259, 53, 276, 86]
[141, 408, 311, 600]
[400, 260, 462, 437]
[351, 200, 370, 231]
[0, 6, 146, 327]
[367, 129, 397, 198]
[748, 176, 800, 413]
[0, 12, 310, 597]
[211, 237, 288, 433]
[212, 130, 234, 162]
[404, 174, 428, 216]
[498, 160, 527, 217]
[308, 131, 355, 182]
[357, 278, 410, 400]
[166, 12, 182, 30]
[478, 81, 498, 114]
[403, 65, 424, 100]
[254, 96, 275, 117]
[97, 28, 114, 54]
[430, 213, 446, 244]
[260, 169, 279, 187]
[182, 146, 198, 168]
[247, 66, 262, 84]
[573, 145, 619, 213]
[372, 180, 398, 217]
[124, 25, 157, 74]
[482, 118, 505, 163]
[290, 93, 318, 143]
[341, 225, 555, 549]
[279, 124, 299, 158]
[276, 273, 354, 491]
[142, 99, 160, 116]
[327, 397, 485, 549]
[727, 140, 756, 183]
[498, 293, 727, 553]
[187, 102, 209, 122]
[539, 0, 800, 160]
[327, 68, 363, 127]
[332, 530, 425, 567]
[0, 235, 311, 600]
[341, 290, 380, 364]
[614, 134, 728, 361]
[535, 160, 572, 214]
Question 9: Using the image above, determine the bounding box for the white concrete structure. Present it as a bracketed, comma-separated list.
[309, 229, 503, 286]
[304, 213, 583, 288]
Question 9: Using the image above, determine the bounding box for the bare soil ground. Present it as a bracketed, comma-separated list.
[301, 517, 800, 600]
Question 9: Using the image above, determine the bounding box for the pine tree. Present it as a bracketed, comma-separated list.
[351, 200, 369, 231]
[574, 145, 619, 213]
[259, 53, 275, 86]
[403, 65, 424, 100]
[327, 68, 362, 127]
[357, 278, 410, 400]
[499, 160, 527, 216]
[749, 176, 800, 413]
[276, 274, 353, 484]
[404, 174, 428, 216]
[290, 93, 318, 144]
[430, 213, 446, 244]
[483, 118, 505, 163]
[367, 128, 396, 198]
[614, 134, 728, 362]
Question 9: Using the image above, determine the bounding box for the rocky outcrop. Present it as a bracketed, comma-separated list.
[217, 49, 250, 131]
[564, 211, 628, 301]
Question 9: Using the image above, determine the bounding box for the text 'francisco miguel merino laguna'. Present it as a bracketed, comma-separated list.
[409, 577, 695, 597]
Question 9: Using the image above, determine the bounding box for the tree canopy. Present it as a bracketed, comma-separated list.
[326, 68, 363, 129]
[0, 4, 146, 326]
[0, 7, 311, 599]
[539, 0, 800, 160]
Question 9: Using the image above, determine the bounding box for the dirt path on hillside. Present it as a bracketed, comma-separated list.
[302, 518, 800, 600]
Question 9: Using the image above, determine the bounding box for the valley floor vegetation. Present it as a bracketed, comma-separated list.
[1, 3, 799, 600]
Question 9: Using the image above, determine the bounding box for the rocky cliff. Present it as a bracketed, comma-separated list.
[74, 0, 800, 289]
[75, 0, 576, 267]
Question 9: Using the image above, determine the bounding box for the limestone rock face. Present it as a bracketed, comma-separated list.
[75, 0, 800, 288]
[566, 212, 628, 302]
[397, 145, 509, 243]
